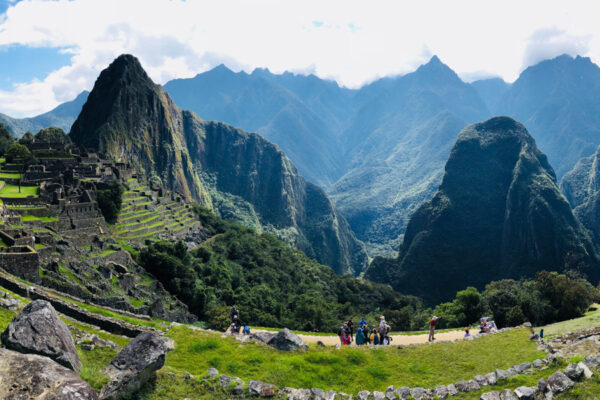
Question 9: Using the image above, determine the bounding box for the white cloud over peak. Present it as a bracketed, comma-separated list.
[0, 0, 599, 117]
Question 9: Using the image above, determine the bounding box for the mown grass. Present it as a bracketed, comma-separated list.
[542, 304, 600, 338]
[0, 183, 39, 198]
[0, 172, 22, 179]
[21, 214, 59, 222]
[164, 326, 543, 394]
[78, 345, 115, 391]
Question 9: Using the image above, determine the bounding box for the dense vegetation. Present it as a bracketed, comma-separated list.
[138, 207, 421, 332]
[34, 127, 72, 144]
[96, 181, 124, 223]
[0, 123, 14, 156]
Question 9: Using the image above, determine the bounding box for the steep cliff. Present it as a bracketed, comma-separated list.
[366, 116, 599, 304]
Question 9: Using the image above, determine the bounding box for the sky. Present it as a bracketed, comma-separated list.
[0, 0, 598, 117]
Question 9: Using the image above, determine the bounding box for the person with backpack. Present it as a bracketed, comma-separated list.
[355, 325, 366, 345]
[370, 328, 380, 345]
[338, 324, 347, 345]
[346, 320, 354, 343]
[242, 325, 251, 335]
[429, 315, 441, 342]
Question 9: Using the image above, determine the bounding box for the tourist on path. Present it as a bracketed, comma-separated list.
[428, 315, 441, 342]
[355, 326, 366, 345]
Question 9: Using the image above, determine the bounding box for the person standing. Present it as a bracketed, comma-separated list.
[428, 316, 441, 342]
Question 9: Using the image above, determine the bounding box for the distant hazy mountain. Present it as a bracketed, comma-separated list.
[329, 56, 491, 255]
[164, 66, 349, 187]
[366, 117, 599, 305]
[495, 55, 600, 178]
[70, 54, 367, 275]
[0, 91, 88, 137]
[470, 77, 510, 111]
[561, 145, 600, 246]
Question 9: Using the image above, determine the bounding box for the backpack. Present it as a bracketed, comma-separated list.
[373, 334, 380, 345]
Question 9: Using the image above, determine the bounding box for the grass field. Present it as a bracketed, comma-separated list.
[0, 183, 39, 198]
[21, 215, 58, 223]
[163, 326, 543, 394]
[541, 304, 600, 338]
[0, 172, 22, 179]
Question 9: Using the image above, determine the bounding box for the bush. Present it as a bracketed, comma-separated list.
[96, 181, 124, 224]
[0, 123, 14, 156]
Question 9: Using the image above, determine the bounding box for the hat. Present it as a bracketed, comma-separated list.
[380, 316, 385, 319]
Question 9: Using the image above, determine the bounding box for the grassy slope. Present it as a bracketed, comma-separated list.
[541, 304, 600, 338]
[0, 183, 39, 198]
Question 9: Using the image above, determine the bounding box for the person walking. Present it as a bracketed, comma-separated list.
[428, 315, 441, 342]
[355, 325, 365, 345]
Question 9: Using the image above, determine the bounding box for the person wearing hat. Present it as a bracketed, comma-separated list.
[428, 315, 441, 342]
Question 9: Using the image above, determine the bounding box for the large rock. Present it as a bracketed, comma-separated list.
[513, 387, 536, 399]
[0, 348, 98, 399]
[434, 385, 448, 398]
[266, 328, 307, 351]
[562, 363, 584, 381]
[0, 300, 81, 372]
[547, 372, 574, 394]
[248, 380, 276, 397]
[499, 389, 518, 400]
[100, 332, 174, 400]
[480, 392, 501, 400]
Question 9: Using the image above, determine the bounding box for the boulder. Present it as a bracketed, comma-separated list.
[232, 377, 244, 395]
[325, 390, 337, 400]
[373, 391, 386, 400]
[434, 385, 448, 398]
[475, 375, 488, 386]
[514, 362, 531, 373]
[251, 331, 276, 344]
[495, 369, 510, 380]
[0, 297, 20, 311]
[584, 355, 600, 368]
[410, 387, 432, 400]
[446, 384, 458, 396]
[537, 378, 549, 393]
[100, 332, 174, 400]
[357, 391, 371, 400]
[485, 372, 498, 385]
[532, 359, 544, 369]
[395, 386, 411, 399]
[480, 392, 501, 400]
[513, 387, 536, 399]
[0, 300, 81, 372]
[248, 380, 276, 397]
[0, 348, 98, 399]
[311, 388, 326, 400]
[266, 328, 307, 351]
[385, 385, 397, 400]
[562, 363, 584, 381]
[455, 381, 469, 392]
[547, 372, 574, 394]
[219, 374, 231, 388]
[577, 362, 593, 379]
[208, 367, 219, 378]
[467, 380, 480, 391]
[499, 389, 518, 400]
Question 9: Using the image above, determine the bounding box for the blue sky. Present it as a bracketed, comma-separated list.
[0, 0, 598, 117]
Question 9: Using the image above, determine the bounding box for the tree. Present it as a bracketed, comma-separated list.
[34, 127, 71, 144]
[18, 131, 34, 145]
[96, 181, 124, 224]
[5, 143, 31, 163]
[0, 123, 14, 156]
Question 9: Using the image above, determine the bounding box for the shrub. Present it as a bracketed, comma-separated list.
[96, 181, 124, 224]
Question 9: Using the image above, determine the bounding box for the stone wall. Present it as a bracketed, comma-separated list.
[0, 246, 39, 283]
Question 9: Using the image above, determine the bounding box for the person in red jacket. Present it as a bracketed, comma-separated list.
[428, 316, 441, 342]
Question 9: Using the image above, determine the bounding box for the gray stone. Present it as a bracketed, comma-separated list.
[514, 362, 531, 373]
[81, 343, 95, 351]
[563, 363, 584, 381]
[267, 328, 307, 351]
[514, 387, 536, 399]
[396, 386, 411, 399]
[547, 372, 574, 394]
[446, 384, 458, 396]
[100, 332, 174, 400]
[506, 368, 518, 377]
[485, 372, 498, 385]
[0, 300, 81, 372]
[373, 391, 386, 400]
[499, 389, 518, 400]
[219, 374, 231, 388]
[248, 380, 276, 397]
[584, 355, 600, 368]
[208, 367, 219, 378]
[325, 390, 337, 400]
[467, 380, 480, 391]
[312, 388, 326, 400]
[0, 348, 98, 399]
[480, 392, 501, 400]
[385, 385, 397, 400]
[532, 359, 544, 368]
[358, 391, 371, 400]
[537, 378, 549, 393]
[475, 375, 488, 386]
[577, 361, 593, 379]
[455, 381, 469, 392]
[529, 334, 539, 340]
[496, 369, 510, 380]
[545, 353, 558, 364]
[410, 387, 432, 400]
[0, 297, 20, 311]
[523, 322, 532, 328]
[251, 331, 276, 344]
[233, 377, 244, 395]
[434, 385, 448, 398]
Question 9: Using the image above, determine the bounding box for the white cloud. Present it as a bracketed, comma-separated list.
[0, 0, 599, 117]
[522, 27, 591, 70]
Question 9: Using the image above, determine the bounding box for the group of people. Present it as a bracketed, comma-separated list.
[338, 316, 393, 346]
[227, 306, 251, 335]
[478, 317, 496, 333]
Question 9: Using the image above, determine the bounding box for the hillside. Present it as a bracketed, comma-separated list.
[366, 116, 600, 305]
[495, 54, 600, 178]
[561, 145, 600, 245]
[69, 54, 367, 275]
[0, 91, 88, 137]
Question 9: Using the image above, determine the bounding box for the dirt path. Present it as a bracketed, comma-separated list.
[253, 329, 466, 346]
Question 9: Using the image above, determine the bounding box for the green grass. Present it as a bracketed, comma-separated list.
[164, 327, 543, 394]
[59, 264, 82, 284]
[77, 345, 116, 391]
[0, 183, 39, 198]
[21, 214, 59, 223]
[34, 243, 46, 250]
[555, 371, 600, 399]
[542, 304, 600, 338]
[0, 306, 16, 337]
[0, 172, 22, 179]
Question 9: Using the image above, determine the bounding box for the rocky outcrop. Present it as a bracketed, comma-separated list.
[0, 348, 98, 399]
[100, 332, 174, 400]
[265, 328, 307, 351]
[1, 300, 81, 372]
[367, 116, 600, 304]
[69, 54, 367, 275]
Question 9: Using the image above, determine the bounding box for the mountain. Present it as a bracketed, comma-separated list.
[495, 55, 600, 178]
[0, 91, 88, 137]
[366, 116, 600, 305]
[471, 77, 510, 111]
[164, 66, 349, 187]
[70, 54, 367, 275]
[561, 145, 600, 245]
[328, 56, 491, 255]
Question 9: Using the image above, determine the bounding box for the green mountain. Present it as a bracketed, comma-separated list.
[69, 54, 367, 275]
[0, 91, 88, 138]
[495, 55, 600, 178]
[366, 116, 600, 305]
[561, 145, 600, 245]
